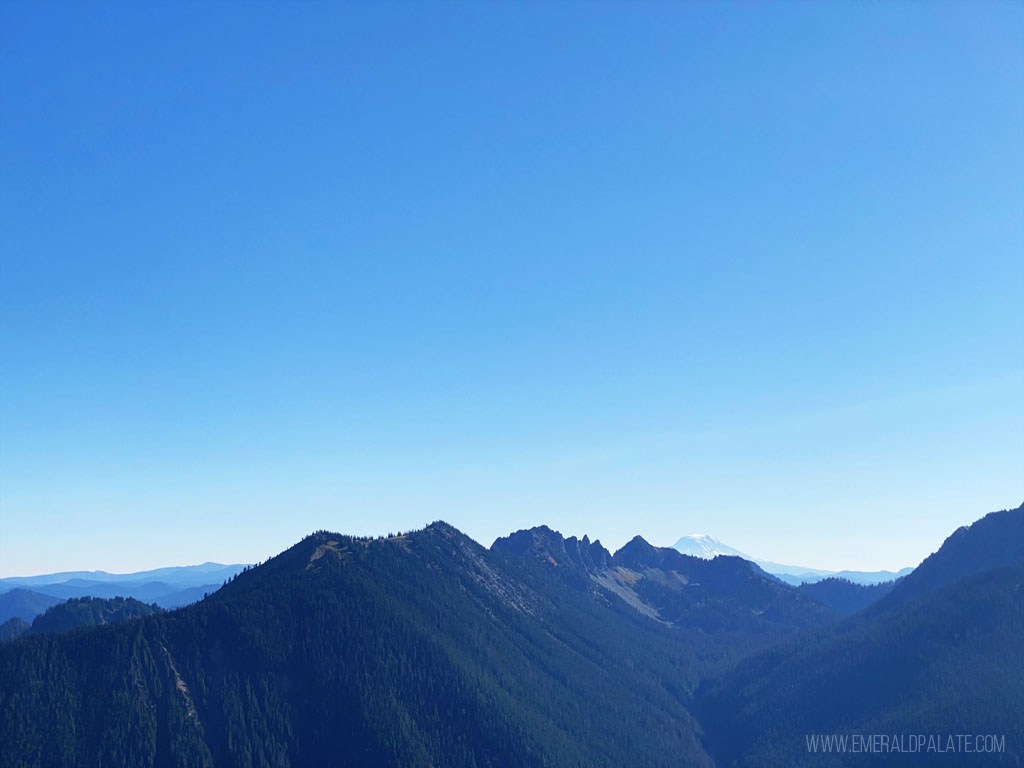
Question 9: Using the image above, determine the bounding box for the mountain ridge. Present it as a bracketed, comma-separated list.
[696, 501, 1024, 766]
[1, 503, 1020, 767]
[672, 533, 913, 585]
[0, 562, 247, 589]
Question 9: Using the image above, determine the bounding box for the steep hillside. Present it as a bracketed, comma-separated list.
[0, 524, 720, 768]
[493, 527, 834, 640]
[698, 565, 1024, 766]
[2, 508, 1018, 768]
[879, 501, 1024, 607]
[697, 503, 1024, 767]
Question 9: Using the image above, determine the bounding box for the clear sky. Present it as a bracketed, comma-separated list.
[1, 2, 1021, 578]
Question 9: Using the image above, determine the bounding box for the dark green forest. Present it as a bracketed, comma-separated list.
[0, 596, 162, 644]
[1, 504, 1021, 768]
[796, 577, 896, 615]
[698, 565, 1024, 767]
[27, 596, 164, 636]
[0, 618, 29, 643]
[1, 525, 718, 767]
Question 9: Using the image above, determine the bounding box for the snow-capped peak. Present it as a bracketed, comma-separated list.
[670, 534, 908, 585]
[671, 534, 751, 560]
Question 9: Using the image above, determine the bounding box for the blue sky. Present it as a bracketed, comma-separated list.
[1, 2, 1021, 577]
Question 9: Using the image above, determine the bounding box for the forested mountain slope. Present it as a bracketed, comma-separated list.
[27, 596, 164, 636]
[1, 506, 1019, 768]
[0, 523, 732, 768]
[0, 618, 29, 643]
[879, 502, 1024, 607]
[796, 577, 895, 615]
[697, 503, 1024, 767]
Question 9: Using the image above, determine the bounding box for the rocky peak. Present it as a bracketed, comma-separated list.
[492, 526, 611, 573]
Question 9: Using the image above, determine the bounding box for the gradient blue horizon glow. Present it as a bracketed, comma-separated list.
[1, 2, 1021, 578]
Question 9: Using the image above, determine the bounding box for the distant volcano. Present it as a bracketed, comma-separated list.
[671, 534, 911, 585]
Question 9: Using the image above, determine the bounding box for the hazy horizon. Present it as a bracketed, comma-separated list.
[7, 499, 1020, 580]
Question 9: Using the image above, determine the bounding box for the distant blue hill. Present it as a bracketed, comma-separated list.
[11, 580, 222, 605]
[672, 534, 913, 585]
[0, 562, 246, 590]
[0, 563, 248, 619]
[0, 589, 63, 624]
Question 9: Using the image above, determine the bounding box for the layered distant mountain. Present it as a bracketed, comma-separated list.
[672, 533, 913, 585]
[0, 562, 242, 588]
[0, 588, 62, 624]
[0, 502, 1020, 767]
[0, 562, 246, 623]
